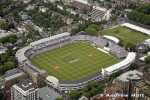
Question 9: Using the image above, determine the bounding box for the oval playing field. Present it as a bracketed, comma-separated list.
[31, 42, 118, 81]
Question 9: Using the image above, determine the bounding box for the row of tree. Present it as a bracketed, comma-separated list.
[0, 50, 17, 75]
[0, 22, 14, 31]
[69, 81, 105, 100]
[0, 35, 17, 44]
[128, 4, 150, 26]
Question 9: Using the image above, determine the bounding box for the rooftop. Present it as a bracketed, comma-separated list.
[121, 23, 150, 36]
[15, 79, 37, 92]
[0, 68, 26, 82]
[104, 52, 136, 74]
[132, 80, 150, 96]
[117, 70, 143, 82]
[39, 87, 62, 100]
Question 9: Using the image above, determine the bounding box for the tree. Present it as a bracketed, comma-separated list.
[7, 56, 15, 62]
[9, 37, 15, 43]
[82, 87, 88, 93]
[82, 7, 87, 14]
[98, 84, 105, 92]
[1, 53, 9, 63]
[13, 10, 18, 17]
[111, 16, 117, 21]
[8, 23, 14, 29]
[22, 36, 27, 42]
[88, 24, 99, 31]
[87, 81, 98, 90]
[125, 42, 136, 52]
[4, 61, 15, 70]
[85, 28, 97, 35]
[82, 92, 90, 98]
[90, 87, 98, 97]
[69, 90, 80, 100]
[130, 62, 138, 70]
[38, 79, 47, 88]
[0, 23, 8, 30]
[55, 98, 63, 100]
[145, 56, 150, 64]
[0, 10, 4, 17]
[34, 30, 40, 36]
[0, 91, 3, 100]
[143, 65, 148, 72]
[26, 33, 32, 38]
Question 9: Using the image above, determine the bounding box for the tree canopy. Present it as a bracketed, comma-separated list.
[85, 24, 98, 35]
[130, 62, 139, 70]
[69, 90, 80, 100]
[145, 56, 150, 64]
[128, 4, 150, 26]
[38, 79, 47, 88]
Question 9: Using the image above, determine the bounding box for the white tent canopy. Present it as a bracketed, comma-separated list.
[121, 23, 150, 36]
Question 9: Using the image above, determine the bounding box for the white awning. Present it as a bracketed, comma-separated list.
[103, 35, 119, 43]
[121, 23, 150, 36]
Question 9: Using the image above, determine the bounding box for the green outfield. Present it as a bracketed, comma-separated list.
[100, 26, 149, 44]
[31, 42, 117, 81]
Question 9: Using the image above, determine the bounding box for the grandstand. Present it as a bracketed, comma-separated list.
[46, 72, 104, 91]
[102, 52, 136, 76]
[16, 32, 136, 91]
[90, 6, 111, 22]
[121, 23, 150, 36]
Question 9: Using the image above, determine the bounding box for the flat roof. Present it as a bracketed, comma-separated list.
[103, 35, 119, 43]
[59, 72, 101, 84]
[39, 87, 62, 100]
[30, 32, 70, 46]
[15, 46, 31, 63]
[117, 70, 143, 82]
[5, 73, 23, 81]
[121, 23, 150, 36]
[16, 80, 37, 91]
[105, 52, 136, 73]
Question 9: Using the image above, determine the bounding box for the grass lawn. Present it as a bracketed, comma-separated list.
[31, 42, 117, 81]
[100, 26, 149, 44]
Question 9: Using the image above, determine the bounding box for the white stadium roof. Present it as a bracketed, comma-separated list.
[46, 76, 59, 85]
[15, 46, 31, 63]
[30, 32, 70, 46]
[105, 52, 136, 74]
[103, 35, 119, 43]
[121, 23, 150, 36]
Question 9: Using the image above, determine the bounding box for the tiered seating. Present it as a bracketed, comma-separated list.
[90, 9, 106, 21]
[108, 43, 128, 58]
[71, 35, 108, 47]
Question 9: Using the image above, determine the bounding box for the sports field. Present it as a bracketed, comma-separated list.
[31, 42, 117, 81]
[100, 26, 149, 44]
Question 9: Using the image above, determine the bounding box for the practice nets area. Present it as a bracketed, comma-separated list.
[31, 42, 117, 81]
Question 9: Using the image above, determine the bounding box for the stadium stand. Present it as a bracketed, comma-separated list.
[46, 72, 104, 91]
[121, 23, 150, 36]
[102, 52, 136, 75]
[16, 32, 136, 91]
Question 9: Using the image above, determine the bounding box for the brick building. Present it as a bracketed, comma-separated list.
[73, 0, 93, 12]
